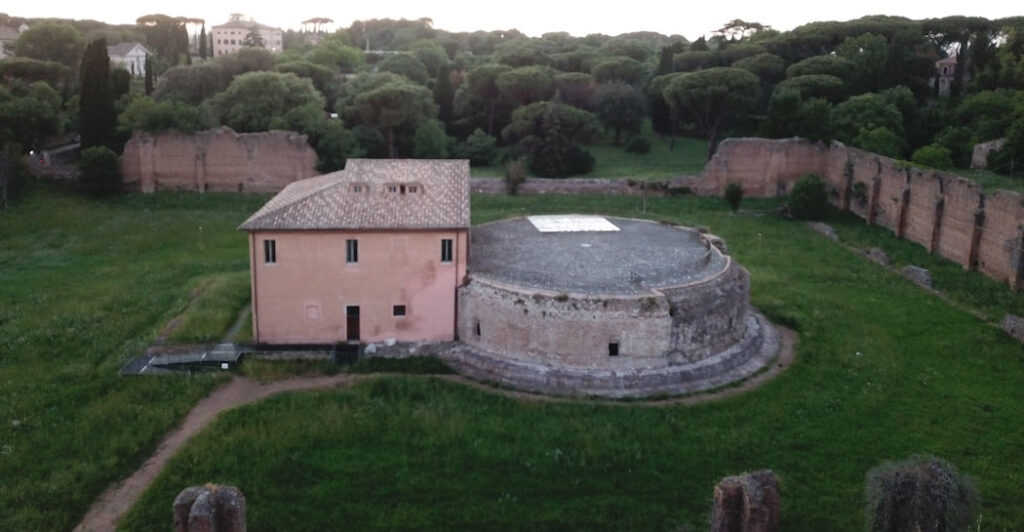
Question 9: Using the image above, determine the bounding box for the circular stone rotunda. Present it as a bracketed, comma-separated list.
[443, 215, 780, 398]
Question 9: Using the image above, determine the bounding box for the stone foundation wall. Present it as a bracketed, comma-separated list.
[696, 137, 1024, 290]
[121, 127, 318, 193]
[456, 259, 749, 368]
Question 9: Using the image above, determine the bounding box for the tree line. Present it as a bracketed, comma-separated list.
[2, 13, 1024, 200]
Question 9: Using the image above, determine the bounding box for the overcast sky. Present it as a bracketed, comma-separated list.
[9, 1, 1022, 40]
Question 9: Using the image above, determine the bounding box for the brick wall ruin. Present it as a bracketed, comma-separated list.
[121, 127, 318, 193]
[695, 137, 1024, 290]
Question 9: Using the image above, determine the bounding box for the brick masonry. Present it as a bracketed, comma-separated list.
[121, 127, 318, 194]
[694, 138, 1024, 290]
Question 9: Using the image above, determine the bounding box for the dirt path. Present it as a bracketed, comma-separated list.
[75, 329, 796, 530]
[73, 374, 360, 532]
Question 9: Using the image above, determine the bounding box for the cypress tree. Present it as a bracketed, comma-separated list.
[199, 25, 207, 60]
[433, 64, 454, 130]
[144, 54, 153, 95]
[79, 38, 116, 150]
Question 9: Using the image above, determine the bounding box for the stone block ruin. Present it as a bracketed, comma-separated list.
[711, 470, 781, 532]
[174, 484, 246, 532]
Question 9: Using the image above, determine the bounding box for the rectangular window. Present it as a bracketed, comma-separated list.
[346, 239, 358, 263]
[474, 321, 481, 337]
[387, 185, 398, 194]
[408, 185, 418, 193]
[609, 342, 620, 357]
[441, 238, 453, 263]
[393, 305, 406, 317]
[263, 239, 276, 264]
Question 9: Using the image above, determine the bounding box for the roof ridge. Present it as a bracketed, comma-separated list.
[238, 172, 346, 230]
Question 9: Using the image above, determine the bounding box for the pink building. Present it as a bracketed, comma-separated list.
[239, 159, 470, 345]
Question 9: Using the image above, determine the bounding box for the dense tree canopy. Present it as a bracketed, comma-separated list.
[663, 67, 761, 159]
[211, 72, 325, 133]
[15, 22, 85, 69]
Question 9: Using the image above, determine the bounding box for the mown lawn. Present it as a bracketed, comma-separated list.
[470, 133, 708, 179]
[0, 185, 264, 531]
[117, 194, 1024, 531]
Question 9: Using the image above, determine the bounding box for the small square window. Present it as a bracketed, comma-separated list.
[393, 305, 406, 317]
[346, 239, 358, 263]
[408, 185, 418, 193]
[609, 342, 620, 357]
[352, 184, 363, 193]
[387, 185, 398, 194]
[263, 239, 276, 264]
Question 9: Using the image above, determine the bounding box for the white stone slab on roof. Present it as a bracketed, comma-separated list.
[239, 159, 471, 231]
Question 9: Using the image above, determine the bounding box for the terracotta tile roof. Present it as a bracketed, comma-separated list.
[239, 159, 470, 231]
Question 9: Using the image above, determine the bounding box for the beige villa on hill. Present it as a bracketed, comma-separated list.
[239, 159, 470, 345]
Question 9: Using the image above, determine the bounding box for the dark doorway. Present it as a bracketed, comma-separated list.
[346, 305, 360, 341]
[608, 342, 619, 357]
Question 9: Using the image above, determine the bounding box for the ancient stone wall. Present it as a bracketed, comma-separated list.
[121, 127, 318, 193]
[972, 138, 1007, 169]
[977, 191, 1024, 287]
[696, 137, 1024, 290]
[456, 259, 751, 368]
[698, 137, 831, 196]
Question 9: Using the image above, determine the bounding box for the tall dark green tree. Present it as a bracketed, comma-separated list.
[199, 25, 207, 59]
[433, 64, 454, 129]
[79, 38, 116, 150]
[144, 54, 154, 95]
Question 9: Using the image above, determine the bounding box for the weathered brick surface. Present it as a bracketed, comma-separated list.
[174, 485, 246, 532]
[711, 470, 781, 532]
[699, 137, 830, 196]
[122, 127, 317, 193]
[935, 177, 984, 268]
[903, 171, 943, 249]
[695, 137, 1024, 291]
[977, 191, 1024, 286]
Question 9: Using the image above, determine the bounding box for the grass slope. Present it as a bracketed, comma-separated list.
[0, 185, 265, 531]
[117, 194, 1024, 531]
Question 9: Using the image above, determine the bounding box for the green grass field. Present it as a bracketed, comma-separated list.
[109, 194, 1024, 531]
[5, 185, 1024, 531]
[0, 186, 264, 531]
[470, 134, 709, 179]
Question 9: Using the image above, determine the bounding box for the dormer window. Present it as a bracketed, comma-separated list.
[350, 183, 368, 193]
[387, 185, 398, 194]
[408, 185, 419, 194]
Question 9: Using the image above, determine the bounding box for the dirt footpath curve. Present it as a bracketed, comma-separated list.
[73, 374, 361, 532]
[75, 327, 795, 531]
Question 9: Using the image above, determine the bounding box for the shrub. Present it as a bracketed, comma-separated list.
[1, 144, 31, 207]
[625, 136, 651, 155]
[911, 144, 954, 171]
[788, 174, 828, 220]
[78, 146, 121, 197]
[724, 181, 743, 212]
[864, 455, 979, 532]
[412, 120, 450, 158]
[504, 157, 526, 195]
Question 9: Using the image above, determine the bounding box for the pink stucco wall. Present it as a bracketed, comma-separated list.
[249, 229, 468, 344]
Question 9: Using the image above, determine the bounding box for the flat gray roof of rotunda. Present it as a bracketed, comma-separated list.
[468, 216, 728, 295]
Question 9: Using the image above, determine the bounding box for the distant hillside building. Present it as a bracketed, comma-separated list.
[107, 42, 151, 77]
[0, 23, 28, 59]
[934, 55, 969, 97]
[212, 14, 283, 56]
